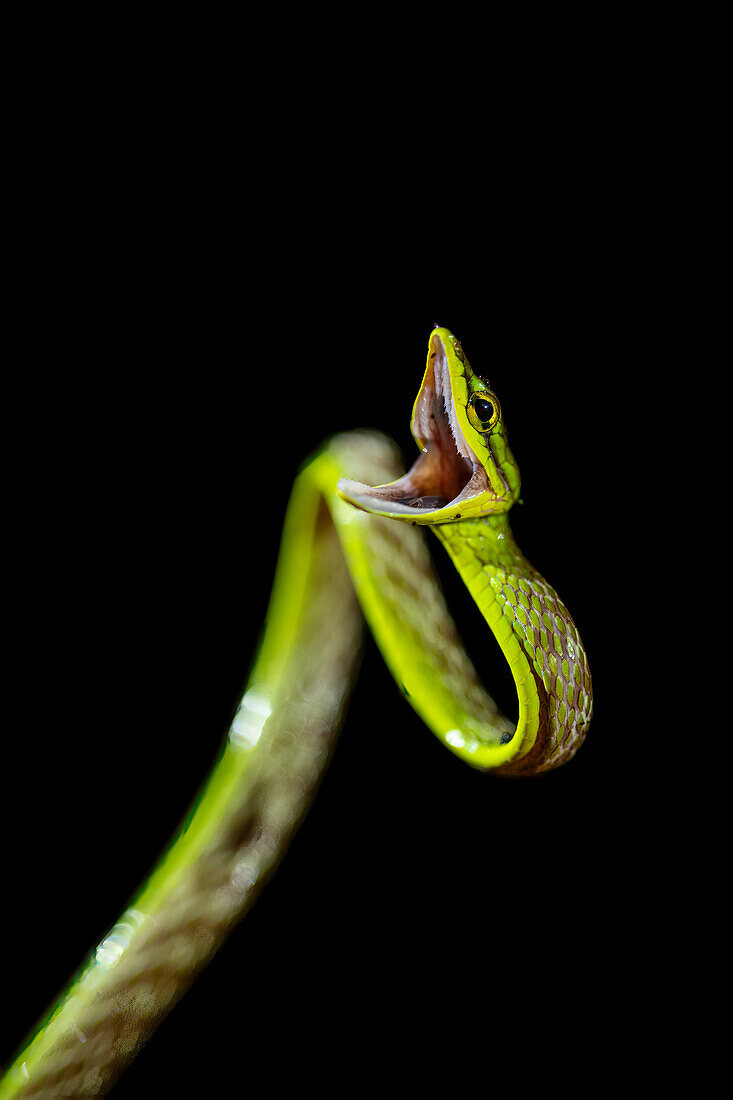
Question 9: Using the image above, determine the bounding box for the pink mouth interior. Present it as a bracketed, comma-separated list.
[338, 341, 490, 514]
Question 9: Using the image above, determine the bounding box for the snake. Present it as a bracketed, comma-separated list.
[1, 326, 592, 1097]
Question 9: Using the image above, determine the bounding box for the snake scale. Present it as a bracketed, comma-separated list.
[0, 326, 592, 1097]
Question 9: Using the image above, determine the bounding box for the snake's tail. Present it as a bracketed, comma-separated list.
[0, 449, 371, 1099]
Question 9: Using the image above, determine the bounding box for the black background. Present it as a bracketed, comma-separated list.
[3, 210, 661, 1091]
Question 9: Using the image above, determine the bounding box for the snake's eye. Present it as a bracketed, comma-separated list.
[467, 393, 499, 433]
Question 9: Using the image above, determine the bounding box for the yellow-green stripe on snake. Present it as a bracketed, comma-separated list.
[0, 327, 592, 1097]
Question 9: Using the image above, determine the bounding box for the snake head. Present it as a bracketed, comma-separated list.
[338, 327, 521, 524]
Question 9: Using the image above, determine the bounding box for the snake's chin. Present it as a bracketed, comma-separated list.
[338, 338, 491, 519]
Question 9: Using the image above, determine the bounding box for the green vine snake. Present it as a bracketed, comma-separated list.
[1, 326, 592, 1097]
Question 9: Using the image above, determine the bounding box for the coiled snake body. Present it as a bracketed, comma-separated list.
[1, 327, 592, 1097]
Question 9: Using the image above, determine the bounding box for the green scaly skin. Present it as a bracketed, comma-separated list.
[338, 326, 592, 771]
[0, 328, 591, 1097]
[433, 514, 592, 773]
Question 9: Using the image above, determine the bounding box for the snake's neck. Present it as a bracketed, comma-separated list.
[432, 513, 593, 773]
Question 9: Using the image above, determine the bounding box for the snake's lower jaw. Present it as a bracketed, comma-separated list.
[337, 460, 497, 524]
[338, 477, 435, 517]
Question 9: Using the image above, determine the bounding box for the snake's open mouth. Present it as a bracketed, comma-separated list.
[338, 335, 490, 518]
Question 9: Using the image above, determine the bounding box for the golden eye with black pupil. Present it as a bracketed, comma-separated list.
[467, 393, 499, 433]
